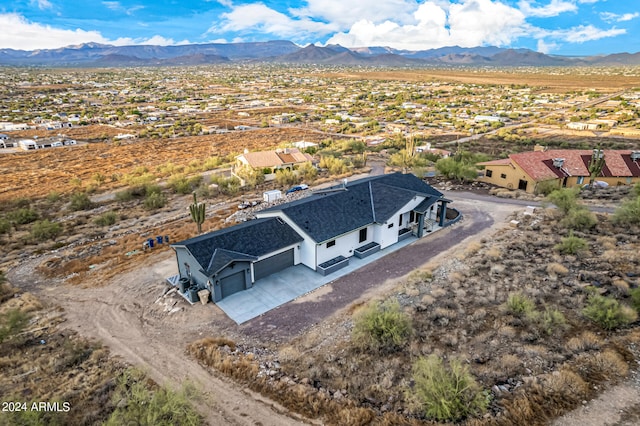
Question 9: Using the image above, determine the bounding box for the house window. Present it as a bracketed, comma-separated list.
[326, 240, 336, 248]
[409, 211, 416, 223]
[486, 169, 493, 177]
[398, 215, 403, 227]
[500, 173, 507, 179]
[359, 228, 367, 243]
[577, 176, 584, 185]
[388, 223, 393, 229]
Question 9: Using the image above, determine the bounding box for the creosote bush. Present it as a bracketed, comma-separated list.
[30, 219, 63, 241]
[612, 196, 640, 226]
[582, 294, 638, 330]
[555, 232, 588, 255]
[69, 191, 93, 211]
[561, 208, 597, 231]
[0, 308, 30, 343]
[144, 192, 167, 210]
[506, 293, 536, 318]
[94, 211, 118, 227]
[631, 287, 640, 313]
[408, 355, 489, 422]
[352, 299, 412, 352]
[105, 368, 201, 426]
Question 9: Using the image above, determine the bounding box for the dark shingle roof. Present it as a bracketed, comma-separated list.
[171, 217, 303, 275]
[261, 172, 443, 243]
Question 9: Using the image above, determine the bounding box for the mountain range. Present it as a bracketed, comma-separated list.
[1, 40, 640, 67]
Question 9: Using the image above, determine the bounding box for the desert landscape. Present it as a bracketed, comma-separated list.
[1, 65, 639, 425]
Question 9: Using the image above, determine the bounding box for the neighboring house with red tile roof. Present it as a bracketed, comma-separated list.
[477, 148, 640, 193]
[235, 148, 314, 182]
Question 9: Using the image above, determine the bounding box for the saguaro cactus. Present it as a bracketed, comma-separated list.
[189, 192, 206, 233]
[588, 147, 605, 188]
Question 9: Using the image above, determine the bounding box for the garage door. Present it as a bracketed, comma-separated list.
[220, 271, 246, 299]
[253, 249, 294, 281]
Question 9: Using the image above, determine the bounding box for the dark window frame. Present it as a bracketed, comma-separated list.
[326, 240, 336, 248]
[359, 228, 367, 243]
[485, 169, 493, 177]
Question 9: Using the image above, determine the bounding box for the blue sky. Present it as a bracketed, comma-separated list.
[1, 1, 639, 55]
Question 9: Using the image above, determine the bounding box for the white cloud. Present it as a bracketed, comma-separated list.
[291, 0, 417, 29]
[541, 24, 626, 43]
[0, 13, 114, 50]
[102, 1, 144, 15]
[536, 39, 558, 53]
[212, 3, 335, 38]
[601, 12, 640, 23]
[31, 0, 53, 10]
[0, 13, 187, 50]
[326, 0, 527, 50]
[518, 0, 577, 18]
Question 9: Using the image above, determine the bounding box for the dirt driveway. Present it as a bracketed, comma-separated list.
[9, 191, 636, 425]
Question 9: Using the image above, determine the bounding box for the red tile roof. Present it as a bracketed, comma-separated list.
[239, 148, 313, 168]
[485, 149, 640, 181]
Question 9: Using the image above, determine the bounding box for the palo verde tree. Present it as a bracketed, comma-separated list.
[189, 192, 206, 234]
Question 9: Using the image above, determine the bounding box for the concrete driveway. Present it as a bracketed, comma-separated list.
[215, 235, 419, 324]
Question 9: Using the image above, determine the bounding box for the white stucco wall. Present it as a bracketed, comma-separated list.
[316, 226, 371, 265]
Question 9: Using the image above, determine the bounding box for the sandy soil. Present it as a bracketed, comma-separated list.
[7, 188, 640, 425]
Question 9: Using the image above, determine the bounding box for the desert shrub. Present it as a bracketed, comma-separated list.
[30, 219, 63, 241]
[565, 331, 603, 353]
[298, 161, 318, 183]
[69, 192, 93, 211]
[215, 177, 241, 196]
[46, 191, 62, 203]
[319, 156, 348, 175]
[144, 192, 167, 210]
[561, 208, 597, 231]
[94, 211, 118, 227]
[234, 166, 265, 189]
[555, 232, 588, 255]
[611, 196, 640, 225]
[352, 299, 412, 352]
[202, 156, 222, 170]
[546, 262, 569, 276]
[168, 174, 203, 194]
[408, 355, 489, 422]
[582, 294, 638, 330]
[0, 218, 11, 235]
[115, 189, 135, 202]
[435, 157, 477, 182]
[631, 287, 640, 313]
[7, 207, 39, 225]
[540, 306, 568, 335]
[535, 179, 559, 196]
[274, 169, 299, 186]
[547, 187, 580, 214]
[0, 308, 30, 343]
[506, 293, 536, 318]
[105, 369, 201, 426]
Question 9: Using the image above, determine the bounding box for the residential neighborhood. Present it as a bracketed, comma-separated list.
[1, 65, 640, 426]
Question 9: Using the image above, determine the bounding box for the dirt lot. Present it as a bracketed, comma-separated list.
[0, 126, 318, 202]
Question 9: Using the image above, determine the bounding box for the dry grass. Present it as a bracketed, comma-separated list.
[546, 262, 569, 276]
[565, 331, 604, 354]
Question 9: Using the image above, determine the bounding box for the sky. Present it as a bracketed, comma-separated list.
[1, 0, 639, 56]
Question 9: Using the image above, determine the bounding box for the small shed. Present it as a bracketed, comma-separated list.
[263, 189, 282, 203]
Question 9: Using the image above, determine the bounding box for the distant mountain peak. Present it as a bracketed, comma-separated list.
[1, 40, 639, 67]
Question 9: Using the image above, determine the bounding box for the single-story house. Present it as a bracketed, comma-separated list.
[477, 148, 640, 193]
[171, 173, 453, 302]
[235, 147, 313, 172]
